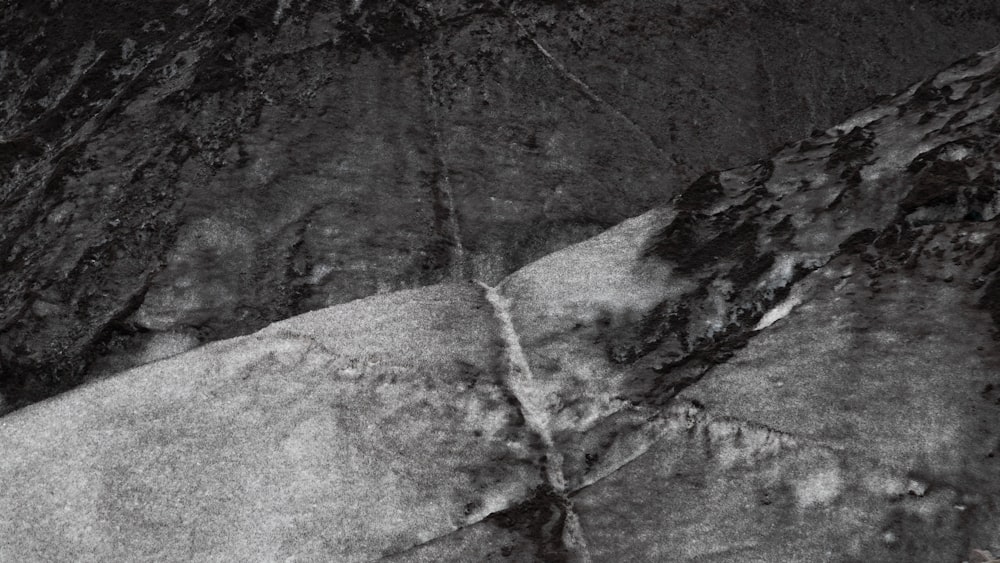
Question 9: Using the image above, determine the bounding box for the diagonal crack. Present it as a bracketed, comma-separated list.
[489, 0, 673, 166]
[381, 252, 856, 559]
[380, 384, 976, 561]
[477, 280, 592, 563]
[376, 395, 816, 561]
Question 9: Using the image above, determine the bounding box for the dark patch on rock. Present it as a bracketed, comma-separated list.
[641, 212, 706, 268]
[979, 382, 1000, 405]
[484, 484, 571, 562]
[982, 74, 1000, 98]
[798, 136, 835, 153]
[875, 506, 966, 561]
[186, 40, 247, 98]
[907, 143, 955, 173]
[901, 159, 968, 213]
[703, 221, 762, 268]
[728, 250, 776, 289]
[619, 256, 811, 409]
[735, 159, 775, 192]
[869, 223, 925, 270]
[643, 202, 761, 275]
[826, 126, 876, 187]
[283, 236, 315, 316]
[911, 80, 946, 105]
[751, 159, 775, 185]
[0, 136, 44, 179]
[0, 266, 158, 408]
[767, 213, 795, 241]
[979, 274, 1000, 334]
[336, 0, 437, 61]
[946, 109, 970, 126]
[602, 300, 691, 366]
[954, 52, 986, 69]
[839, 228, 880, 255]
[674, 171, 725, 212]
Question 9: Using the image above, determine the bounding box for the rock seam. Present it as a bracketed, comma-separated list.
[477, 280, 592, 563]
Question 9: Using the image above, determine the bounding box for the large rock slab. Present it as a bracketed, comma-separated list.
[0, 283, 542, 561]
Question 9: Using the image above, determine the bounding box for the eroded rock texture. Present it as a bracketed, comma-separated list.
[4, 0, 1000, 409]
[2, 44, 1000, 561]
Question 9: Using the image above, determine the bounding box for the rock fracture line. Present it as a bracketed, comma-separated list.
[477, 281, 592, 563]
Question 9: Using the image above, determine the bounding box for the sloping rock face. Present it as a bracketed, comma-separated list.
[3, 45, 1000, 561]
[4, 1, 1000, 410]
[2, 284, 544, 561]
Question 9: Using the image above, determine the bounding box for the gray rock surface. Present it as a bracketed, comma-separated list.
[3, 43, 1000, 560]
[1, 283, 542, 561]
[4, 0, 1000, 409]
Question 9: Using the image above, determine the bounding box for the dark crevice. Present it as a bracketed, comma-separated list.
[483, 484, 572, 563]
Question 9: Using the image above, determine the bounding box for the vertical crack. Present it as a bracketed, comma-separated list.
[477, 281, 592, 563]
[421, 52, 468, 281]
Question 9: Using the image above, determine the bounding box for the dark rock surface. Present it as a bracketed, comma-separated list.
[2, 43, 1000, 561]
[4, 0, 1000, 409]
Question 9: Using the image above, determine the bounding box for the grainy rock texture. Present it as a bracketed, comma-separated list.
[4, 0, 1000, 408]
[2, 44, 1000, 561]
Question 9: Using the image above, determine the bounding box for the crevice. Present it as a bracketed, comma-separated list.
[476, 280, 591, 562]
[378, 319, 959, 562]
[489, 0, 670, 165]
[420, 50, 467, 281]
[575, 390, 990, 510]
[376, 396, 828, 561]
[564, 398, 813, 499]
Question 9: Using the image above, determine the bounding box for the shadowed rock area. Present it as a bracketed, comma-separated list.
[2, 43, 1000, 560]
[4, 0, 1000, 410]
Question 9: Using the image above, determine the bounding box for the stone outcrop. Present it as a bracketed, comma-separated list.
[4, 0, 1000, 409]
[3, 44, 1000, 560]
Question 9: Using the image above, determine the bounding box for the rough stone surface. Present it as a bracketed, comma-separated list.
[5, 0, 1000, 408]
[3, 11, 1000, 563]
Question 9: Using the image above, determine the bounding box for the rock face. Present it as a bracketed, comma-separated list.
[4, 1, 1000, 409]
[3, 44, 1000, 561]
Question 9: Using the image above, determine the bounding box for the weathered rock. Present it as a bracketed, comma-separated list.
[392, 45, 1000, 560]
[3, 20, 1000, 563]
[5, 0, 1000, 409]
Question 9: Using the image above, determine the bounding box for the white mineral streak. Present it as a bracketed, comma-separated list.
[478, 281, 592, 563]
[754, 294, 802, 330]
